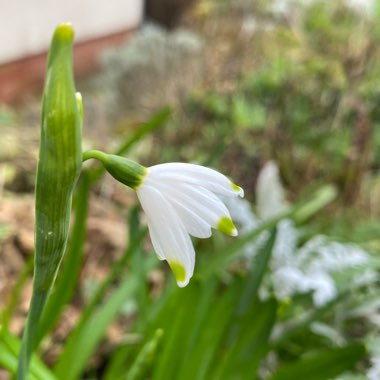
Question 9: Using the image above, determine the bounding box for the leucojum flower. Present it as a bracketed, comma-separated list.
[83, 151, 244, 286]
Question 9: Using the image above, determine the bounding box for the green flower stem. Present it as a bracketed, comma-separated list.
[82, 149, 108, 162]
[83, 150, 146, 189]
[17, 23, 82, 379]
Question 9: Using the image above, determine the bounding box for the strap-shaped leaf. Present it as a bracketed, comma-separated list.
[17, 23, 82, 380]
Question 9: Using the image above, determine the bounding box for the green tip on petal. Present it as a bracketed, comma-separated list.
[231, 182, 244, 197]
[217, 216, 238, 236]
[168, 261, 187, 286]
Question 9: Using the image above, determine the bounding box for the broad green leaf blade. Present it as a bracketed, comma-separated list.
[17, 23, 82, 380]
[269, 343, 366, 380]
[36, 173, 91, 346]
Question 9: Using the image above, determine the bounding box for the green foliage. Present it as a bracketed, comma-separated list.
[269, 343, 366, 380]
[0, 92, 169, 379]
[2, 168, 366, 379]
[150, 0, 380, 225]
[2, 2, 379, 379]
[0, 328, 57, 380]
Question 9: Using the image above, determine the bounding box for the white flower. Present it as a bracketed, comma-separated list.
[83, 151, 244, 287]
[368, 356, 380, 380]
[135, 163, 244, 287]
[256, 161, 289, 220]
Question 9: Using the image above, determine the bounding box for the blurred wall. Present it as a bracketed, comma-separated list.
[0, 0, 144, 64]
[0, 0, 144, 103]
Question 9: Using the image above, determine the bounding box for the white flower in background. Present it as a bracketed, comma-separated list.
[136, 163, 244, 286]
[256, 161, 289, 220]
[365, 335, 380, 380]
[225, 159, 376, 307]
[84, 151, 244, 286]
[346, 0, 374, 16]
[368, 356, 380, 380]
[271, 231, 375, 306]
[307, 272, 338, 307]
[272, 219, 298, 264]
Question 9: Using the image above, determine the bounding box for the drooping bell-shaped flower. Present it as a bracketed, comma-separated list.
[83, 151, 244, 286]
[136, 162, 244, 286]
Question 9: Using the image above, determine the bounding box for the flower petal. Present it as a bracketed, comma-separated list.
[144, 180, 211, 238]
[148, 163, 244, 198]
[137, 184, 195, 287]
[167, 199, 212, 238]
[217, 216, 238, 237]
[146, 178, 238, 236]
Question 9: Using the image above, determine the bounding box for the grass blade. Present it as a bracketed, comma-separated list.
[215, 299, 277, 380]
[0, 328, 57, 380]
[235, 228, 276, 315]
[1, 256, 33, 329]
[126, 329, 164, 380]
[179, 281, 239, 380]
[115, 107, 171, 157]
